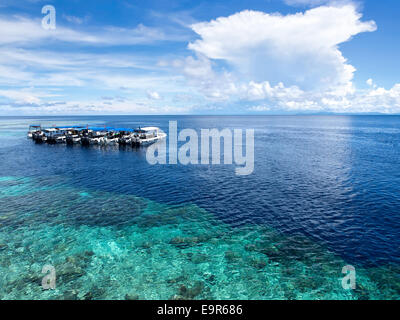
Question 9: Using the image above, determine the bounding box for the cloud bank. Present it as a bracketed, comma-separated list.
[189, 5, 376, 91]
[171, 3, 400, 113]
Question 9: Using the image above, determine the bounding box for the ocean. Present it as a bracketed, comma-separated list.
[0, 115, 399, 300]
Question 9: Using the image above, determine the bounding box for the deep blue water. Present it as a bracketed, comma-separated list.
[0, 115, 399, 299]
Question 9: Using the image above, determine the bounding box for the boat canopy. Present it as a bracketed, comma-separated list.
[87, 127, 114, 131]
[113, 128, 134, 132]
[52, 126, 85, 129]
[141, 127, 160, 132]
[32, 125, 157, 134]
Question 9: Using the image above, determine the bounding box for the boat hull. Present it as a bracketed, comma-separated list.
[131, 133, 166, 147]
[66, 137, 81, 145]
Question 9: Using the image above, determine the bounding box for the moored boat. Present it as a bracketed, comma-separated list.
[33, 131, 47, 143]
[81, 127, 109, 145]
[99, 130, 121, 146]
[117, 128, 135, 146]
[131, 127, 166, 147]
[28, 125, 167, 148]
[66, 133, 81, 145]
[46, 128, 68, 144]
[27, 125, 41, 139]
[66, 127, 85, 145]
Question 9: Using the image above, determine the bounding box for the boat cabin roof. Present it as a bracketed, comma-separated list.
[36, 125, 159, 134]
[87, 127, 113, 131]
[56, 126, 85, 129]
[113, 128, 134, 132]
[134, 127, 160, 134]
[141, 127, 159, 131]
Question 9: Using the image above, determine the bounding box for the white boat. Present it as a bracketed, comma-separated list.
[118, 134, 133, 145]
[46, 128, 69, 144]
[80, 129, 107, 145]
[65, 128, 85, 145]
[66, 134, 81, 145]
[117, 129, 135, 145]
[89, 131, 108, 145]
[36, 128, 59, 144]
[29, 125, 166, 147]
[99, 136, 119, 145]
[27, 125, 41, 139]
[99, 131, 120, 145]
[132, 127, 167, 146]
[33, 131, 47, 143]
[88, 136, 104, 145]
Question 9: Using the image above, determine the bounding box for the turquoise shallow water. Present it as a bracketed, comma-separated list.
[0, 175, 398, 300]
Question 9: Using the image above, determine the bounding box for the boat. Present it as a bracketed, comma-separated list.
[66, 131, 82, 145]
[99, 130, 121, 146]
[89, 134, 107, 145]
[80, 129, 91, 146]
[28, 124, 167, 148]
[131, 127, 166, 147]
[32, 128, 63, 144]
[46, 128, 69, 144]
[81, 128, 108, 146]
[27, 125, 41, 139]
[64, 127, 85, 145]
[33, 131, 47, 143]
[117, 129, 135, 146]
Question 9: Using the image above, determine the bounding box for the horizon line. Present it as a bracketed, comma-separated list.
[1, 113, 400, 117]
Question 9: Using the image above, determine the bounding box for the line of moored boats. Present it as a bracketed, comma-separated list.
[27, 125, 166, 147]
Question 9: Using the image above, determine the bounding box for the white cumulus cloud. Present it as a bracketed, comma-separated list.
[172, 3, 400, 113]
[189, 5, 376, 91]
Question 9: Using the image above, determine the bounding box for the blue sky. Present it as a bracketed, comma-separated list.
[0, 0, 399, 115]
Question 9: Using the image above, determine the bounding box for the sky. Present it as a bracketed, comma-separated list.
[0, 0, 399, 115]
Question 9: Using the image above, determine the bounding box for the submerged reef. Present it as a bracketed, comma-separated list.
[0, 176, 399, 300]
